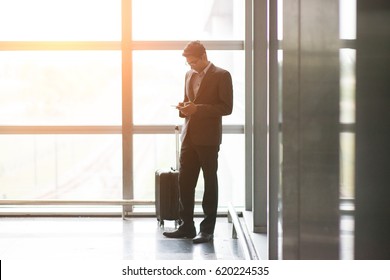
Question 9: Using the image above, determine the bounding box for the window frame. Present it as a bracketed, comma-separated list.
[0, 0, 245, 216]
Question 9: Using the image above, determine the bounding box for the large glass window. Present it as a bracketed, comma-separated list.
[0, 51, 121, 125]
[339, 0, 357, 40]
[0, 0, 246, 213]
[0, 135, 122, 200]
[339, 0, 357, 199]
[132, 0, 244, 40]
[132, 51, 187, 125]
[339, 49, 356, 199]
[133, 134, 244, 208]
[133, 50, 244, 125]
[340, 49, 356, 124]
[0, 0, 121, 41]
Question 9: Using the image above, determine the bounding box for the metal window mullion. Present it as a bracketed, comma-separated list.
[245, 0, 254, 211]
[0, 41, 121, 51]
[0, 125, 245, 135]
[121, 0, 133, 216]
[131, 40, 244, 50]
[0, 41, 244, 52]
[0, 126, 122, 134]
[253, 0, 269, 233]
[268, 0, 280, 260]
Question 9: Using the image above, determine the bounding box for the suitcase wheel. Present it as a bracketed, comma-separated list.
[158, 220, 164, 227]
[174, 219, 183, 228]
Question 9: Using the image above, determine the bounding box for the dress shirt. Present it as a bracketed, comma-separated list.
[191, 62, 212, 98]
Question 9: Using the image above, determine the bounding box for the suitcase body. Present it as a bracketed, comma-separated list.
[155, 168, 180, 226]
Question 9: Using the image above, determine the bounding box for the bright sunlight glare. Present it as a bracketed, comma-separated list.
[0, 0, 121, 41]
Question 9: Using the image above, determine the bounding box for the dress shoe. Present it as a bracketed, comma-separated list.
[163, 227, 196, 239]
[192, 232, 213, 244]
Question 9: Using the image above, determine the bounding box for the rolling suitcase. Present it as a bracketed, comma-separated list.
[155, 126, 181, 227]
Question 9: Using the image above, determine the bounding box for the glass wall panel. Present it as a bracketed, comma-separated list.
[0, 51, 121, 125]
[339, 49, 355, 199]
[132, 0, 244, 40]
[133, 50, 244, 125]
[0, 135, 122, 200]
[339, 0, 357, 40]
[218, 134, 245, 207]
[133, 134, 244, 208]
[340, 132, 355, 198]
[0, 1, 246, 214]
[0, 0, 121, 41]
[340, 48, 356, 124]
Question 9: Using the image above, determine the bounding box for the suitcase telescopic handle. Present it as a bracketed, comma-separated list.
[175, 125, 180, 170]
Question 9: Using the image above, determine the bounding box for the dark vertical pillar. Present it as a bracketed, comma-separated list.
[354, 0, 390, 259]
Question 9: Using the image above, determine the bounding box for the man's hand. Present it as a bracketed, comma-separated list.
[177, 101, 197, 116]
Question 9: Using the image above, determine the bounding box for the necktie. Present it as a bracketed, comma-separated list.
[188, 73, 197, 101]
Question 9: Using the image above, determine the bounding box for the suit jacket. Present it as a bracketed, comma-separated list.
[180, 63, 233, 145]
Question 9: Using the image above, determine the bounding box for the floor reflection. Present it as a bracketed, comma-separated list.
[0, 217, 245, 260]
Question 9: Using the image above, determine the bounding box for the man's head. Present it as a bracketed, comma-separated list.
[182, 40, 206, 57]
[182, 41, 209, 72]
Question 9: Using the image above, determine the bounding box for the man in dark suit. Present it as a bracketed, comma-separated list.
[163, 41, 233, 243]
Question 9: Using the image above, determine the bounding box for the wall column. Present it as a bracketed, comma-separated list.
[282, 0, 340, 259]
[354, 0, 390, 259]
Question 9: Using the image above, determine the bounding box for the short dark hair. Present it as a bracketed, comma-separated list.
[182, 41, 206, 58]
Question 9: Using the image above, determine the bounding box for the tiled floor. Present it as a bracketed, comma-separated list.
[0, 217, 245, 260]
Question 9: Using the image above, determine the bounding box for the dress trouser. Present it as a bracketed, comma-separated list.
[178, 136, 220, 234]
